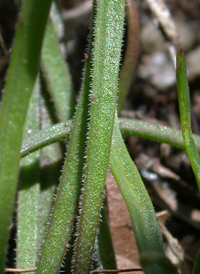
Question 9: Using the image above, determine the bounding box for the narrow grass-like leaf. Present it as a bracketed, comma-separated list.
[73, 0, 125, 272]
[21, 121, 72, 158]
[21, 118, 200, 158]
[119, 118, 189, 149]
[110, 116, 177, 274]
[97, 205, 117, 270]
[176, 49, 200, 274]
[41, 19, 75, 122]
[176, 50, 200, 191]
[50, 3, 64, 40]
[37, 4, 75, 259]
[117, 0, 139, 113]
[37, 90, 63, 253]
[17, 82, 40, 272]
[36, 3, 95, 273]
[0, 0, 52, 269]
[95, 0, 140, 267]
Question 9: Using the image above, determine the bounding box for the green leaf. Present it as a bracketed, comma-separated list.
[117, 0, 139, 113]
[97, 205, 117, 270]
[17, 81, 40, 272]
[0, 0, 52, 269]
[110, 116, 175, 274]
[41, 19, 75, 122]
[20, 118, 200, 158]
[176, 50, 200, 191]
[37, 83, 63, 253]
[72, 0, 125, 272]
[36, 3, 94, 273]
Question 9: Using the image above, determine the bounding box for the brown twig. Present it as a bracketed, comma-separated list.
[170, 0, 199, 20]
[91, 268, 143, 274]
[145, 0, 180, 48]
[0, 30, 7, 54]
[5, 268, 36, 273]
[0, 50, 10, 76]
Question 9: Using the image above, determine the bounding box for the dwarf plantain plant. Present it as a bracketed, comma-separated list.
[0, 0, 199, 274]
